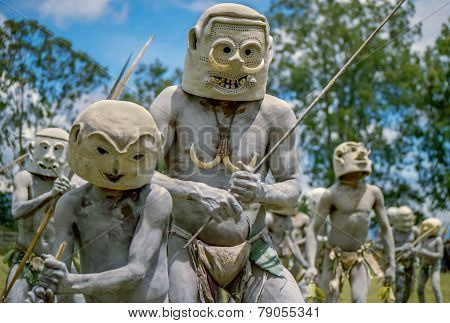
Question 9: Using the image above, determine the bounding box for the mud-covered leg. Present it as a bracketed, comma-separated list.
[242, 264, 304, 302]
[349, 263, 370, 303]
[319, 254, 339, 302]
[417, 265, 429, 303]
[402, 265, 414, 303]
[5, 264, 30, 303]
[168, 234, 200, 302]
[430, 264, 443, 303]
[395, 268, 405, 303]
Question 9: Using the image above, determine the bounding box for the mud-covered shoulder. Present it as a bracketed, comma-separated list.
[261, 94, 296, 128]
[14, 169, 32, 184]
[55, 183, 90, 212]
[367, 184, 383, 198]
[146, 184, 173, 219]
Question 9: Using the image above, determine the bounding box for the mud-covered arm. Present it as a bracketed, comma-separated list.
[305, 190, 331, 271]
[419, 237, 444, 260]
[64, 187, 172, 294]
[372, 186, 395, 270]
[262, 104, 302, 211]
[12, 171, 54, 220]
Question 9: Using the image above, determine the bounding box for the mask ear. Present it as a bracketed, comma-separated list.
[28, 141, 35, 156]
[188, 27, 197, 51]
[70, 123, 83, 145]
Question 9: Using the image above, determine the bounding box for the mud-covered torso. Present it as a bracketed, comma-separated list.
[327, 183, 376, 252]
[73, 184, 149, 273]
[17, 173, 55, 255]
[166, 92, 276, 246]
[420, 237, 441, 266]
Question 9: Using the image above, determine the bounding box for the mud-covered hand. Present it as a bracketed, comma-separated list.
[26, 285, 56, 303]
[305, 266, 318, 284]
[229, 161, 266, 204]
[51, 176, 72, 197]
[195, 185, 243, 222]
[38, 255, 71, 294]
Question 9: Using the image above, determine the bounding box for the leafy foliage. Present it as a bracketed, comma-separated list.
[267, 0, 448, 213]
[0, 19, 109, 163]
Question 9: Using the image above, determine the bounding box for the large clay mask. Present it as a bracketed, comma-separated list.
[28, 128, 69, 177]
[182, 3, 273, 101]
[393, 206, 416, 232]
[68, 100, 161, 190]
[333, 141, 372, 180]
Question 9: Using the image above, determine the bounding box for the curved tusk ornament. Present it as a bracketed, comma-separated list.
[190, 143, 221, 169]
[190, 141, 258, 173]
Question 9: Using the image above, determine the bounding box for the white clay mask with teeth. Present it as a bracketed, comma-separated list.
[27, 128, 69, 178]
[181, 3, 273, 101]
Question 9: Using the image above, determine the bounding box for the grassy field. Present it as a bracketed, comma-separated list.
[0, 254, 448, 302]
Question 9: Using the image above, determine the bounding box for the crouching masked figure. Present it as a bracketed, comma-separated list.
[4, 128, 76, 302]
[150, 3, 303, 302]
[28, 100, 171, 303]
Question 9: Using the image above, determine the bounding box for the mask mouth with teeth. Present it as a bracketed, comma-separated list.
[27, 128, 69, 178]
[333, 141, 372, 180]
[182, 3, 273, 101]
[67, 100, 162, 191]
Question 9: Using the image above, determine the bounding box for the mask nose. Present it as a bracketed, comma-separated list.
[112, 158, 120, 176]
[356, 150, 366, 160]
[228, 52, 244, 68]
[43, 150, 56, 164]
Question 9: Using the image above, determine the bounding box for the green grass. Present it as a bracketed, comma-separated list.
[0, 254, 448, 302]
[339, 271, 450, 302]
[0, 255, 9, 296]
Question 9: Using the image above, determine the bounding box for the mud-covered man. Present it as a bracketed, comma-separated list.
[150, 4, 303, 302]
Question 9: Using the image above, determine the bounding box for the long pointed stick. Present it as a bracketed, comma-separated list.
[109, 35, 154, 100]
[185, 0, 407, 248]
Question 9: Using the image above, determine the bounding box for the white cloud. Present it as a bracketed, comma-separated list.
[382, 128, 399, 144]
[38, 0, 128, 26]
[411, 0, 450, 52]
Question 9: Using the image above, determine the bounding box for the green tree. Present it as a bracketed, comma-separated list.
[266, 0, 448, 213]
[411, 20, 449, 210]
[0, 19, 108, 164]
[122, 59, 182, 108]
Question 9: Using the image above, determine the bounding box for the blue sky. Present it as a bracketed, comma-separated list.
[0, 0, 271, 78]
[0, 0, 448, 82]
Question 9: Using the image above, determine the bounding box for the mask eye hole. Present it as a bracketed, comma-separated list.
[244, 49, 252, 56]
[132, 154, 145, 161]
[351, 147, 357, 152]
[222, 46, 231, 54]
[97, 147, 108, 155]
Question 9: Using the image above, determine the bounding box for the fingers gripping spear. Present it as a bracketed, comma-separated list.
[184, 0, 407, 248]
[0, 36, 154, 302]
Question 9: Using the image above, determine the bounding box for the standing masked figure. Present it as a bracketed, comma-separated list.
[27, 100, 171, 303]
[417, 218, 444, 303]
[305, 142, 395, 302]
[151, 3, 303, 302]
[391, 206, 419, 303]
[5, 128, 73, 302]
